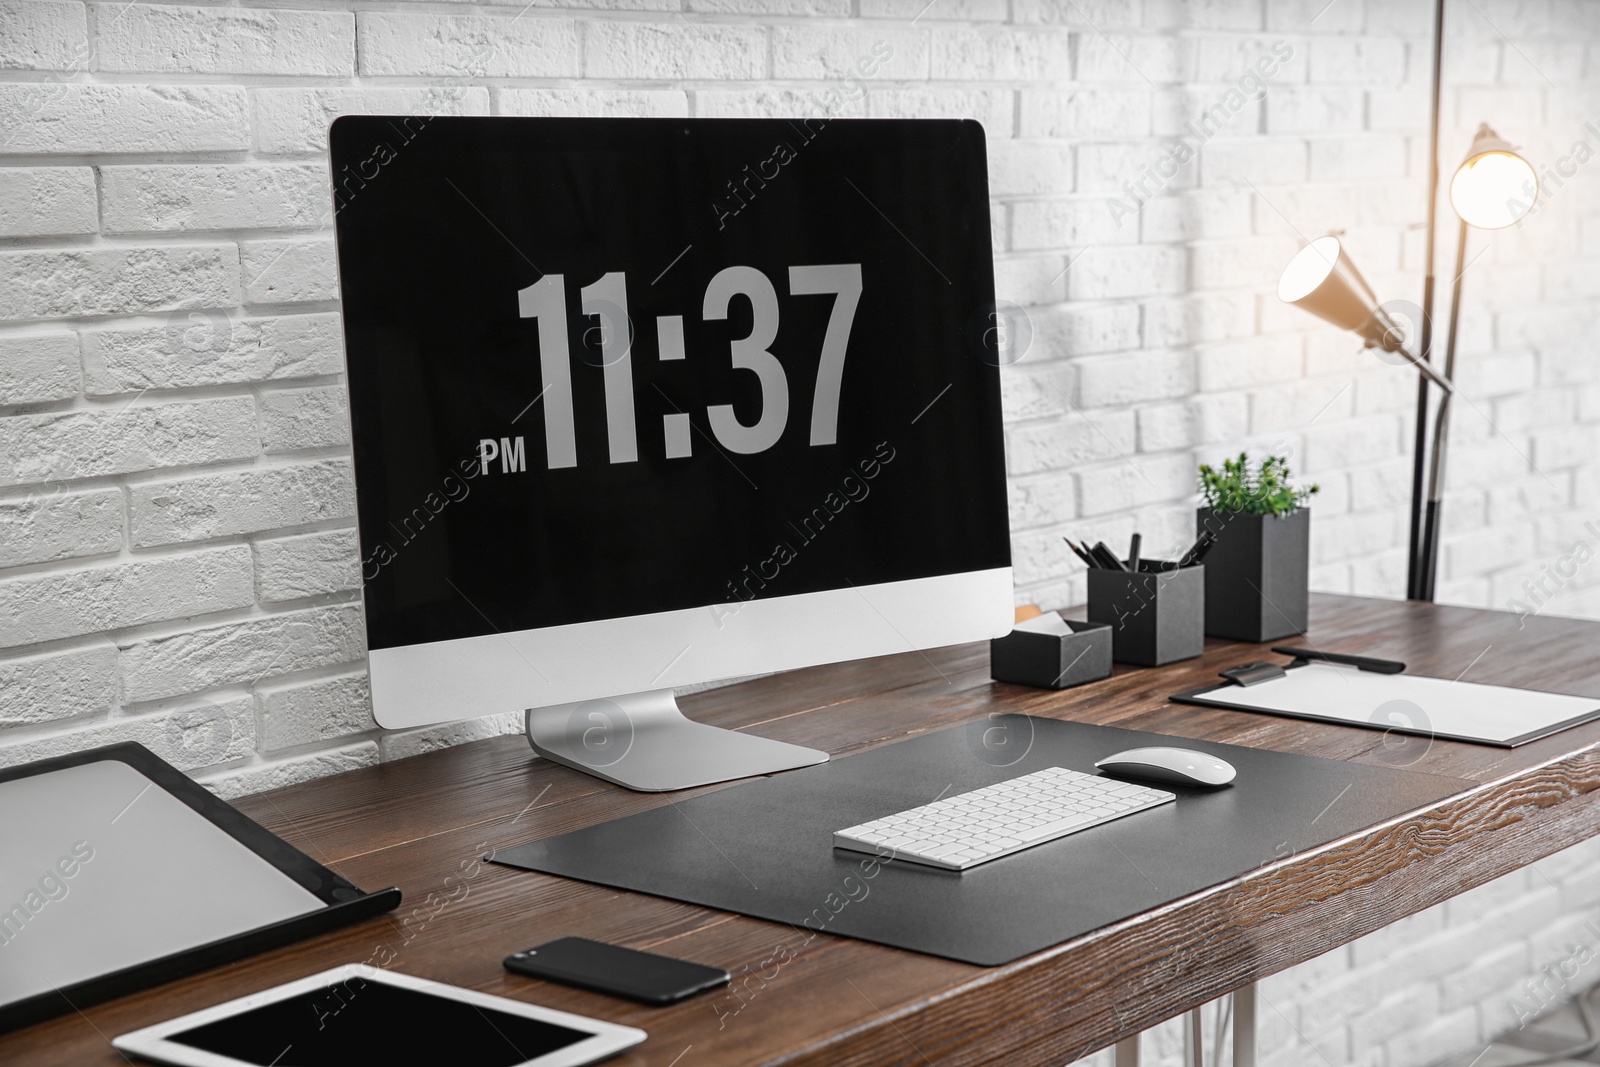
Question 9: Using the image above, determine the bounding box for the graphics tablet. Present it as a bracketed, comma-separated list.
[0, 744, 400, 1032]
[112, 966, 647, 1067]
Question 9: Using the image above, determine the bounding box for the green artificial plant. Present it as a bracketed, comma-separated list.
[1198, 453, 1319, 517]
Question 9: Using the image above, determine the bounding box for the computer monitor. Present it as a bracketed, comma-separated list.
[329, 116, 1012, 791]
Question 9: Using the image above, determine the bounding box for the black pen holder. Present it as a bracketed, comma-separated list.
[1087, 561, 1205, 667]
[989, 618, 1113, 690]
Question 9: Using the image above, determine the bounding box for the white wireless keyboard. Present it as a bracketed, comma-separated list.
[833, 766, 1176, 871]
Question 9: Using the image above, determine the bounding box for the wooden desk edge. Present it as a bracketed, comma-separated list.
[784, 737, 1600, 1066]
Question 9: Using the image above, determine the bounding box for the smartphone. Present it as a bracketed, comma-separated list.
[505, 937, 730, 1006]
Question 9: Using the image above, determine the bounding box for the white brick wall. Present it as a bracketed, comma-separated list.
[1, 0, 1599, 1061]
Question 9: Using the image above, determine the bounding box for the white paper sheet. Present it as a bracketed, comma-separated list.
[1014, 613, 1072, 636]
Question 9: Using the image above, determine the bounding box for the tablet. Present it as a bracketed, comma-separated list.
[112, 965, 647, 1067]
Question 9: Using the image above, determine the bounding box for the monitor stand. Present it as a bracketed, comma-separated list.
[525, 689, 830, 792]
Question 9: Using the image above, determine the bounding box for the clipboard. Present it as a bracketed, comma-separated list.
[1172, 647, 1600, 747]
[0, 743, 401, 1033]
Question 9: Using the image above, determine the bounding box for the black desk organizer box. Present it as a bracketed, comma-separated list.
[1087, 560, 1205, 666]
[990, 618, 1112, 689]
[1197, 507, 1310, 642]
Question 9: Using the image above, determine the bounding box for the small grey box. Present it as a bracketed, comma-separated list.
[1087, 561, 1205, 667]
[990, 618, 1113, 689]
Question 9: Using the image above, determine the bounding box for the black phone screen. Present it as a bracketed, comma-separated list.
[506, 937, 730, 1004]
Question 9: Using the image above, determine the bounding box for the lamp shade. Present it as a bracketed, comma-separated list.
[1448, 123, 1537, 230]
[1277, 236, 1396, 350]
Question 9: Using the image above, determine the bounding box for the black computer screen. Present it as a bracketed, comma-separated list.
[330, 117, 1009, 651]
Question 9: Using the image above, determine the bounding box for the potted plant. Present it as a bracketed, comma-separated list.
[1196, 454, 1319, 642]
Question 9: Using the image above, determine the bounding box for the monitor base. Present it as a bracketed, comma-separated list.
[525, 689, 829, 792]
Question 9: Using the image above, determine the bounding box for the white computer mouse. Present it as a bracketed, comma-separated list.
[1095, 747, 1237, 788]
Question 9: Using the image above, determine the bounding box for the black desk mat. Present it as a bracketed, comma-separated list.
[491, 717, 1468, 965]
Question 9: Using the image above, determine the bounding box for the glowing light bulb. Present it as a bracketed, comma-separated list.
[1450, 149, 1538, 230]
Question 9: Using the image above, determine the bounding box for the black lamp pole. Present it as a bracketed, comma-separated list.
[1416, 217, 1472, 601]
[1408, 0, 1448, 601]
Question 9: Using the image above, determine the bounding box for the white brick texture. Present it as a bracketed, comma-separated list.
[0, 166, 96, 237]
[0, 84, 249, 154]
[585, 21, 765, 79]
[0, 4, 1597, 1063]
[95, 5, 356, 77]
[128, 459, 353, 548]
[118, 602, 364, 703]
[251, 87, 491, 154]
[82, 313, 344, 394]
[357, 13, 579, 79]
[0, 0, 87, 71]
[239, 238, 338, 304]
[0, 486, 122, 566]
[256, 671, 373, 750]
[0, 547, 254, 646]
[0, 641, 118, 727]
[0, 244, 239, 321]
[0, 396, 258, 485]
[253, 528, 361, 602]
[0, 330, 79, 403]
[100, 164, 331, 233]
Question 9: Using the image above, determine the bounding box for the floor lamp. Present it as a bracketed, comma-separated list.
[1276, 125, 1536, 601]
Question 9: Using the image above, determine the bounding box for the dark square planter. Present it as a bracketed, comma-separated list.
[990, 618, 1113, 690]
[1196, 506, 1310, 643]
[1086, 561, 1205, 667]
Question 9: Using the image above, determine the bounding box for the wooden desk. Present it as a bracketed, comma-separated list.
[8, 593, 1600, 1066]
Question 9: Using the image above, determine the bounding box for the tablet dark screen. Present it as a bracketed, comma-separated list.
[166, 977, 588, 1066]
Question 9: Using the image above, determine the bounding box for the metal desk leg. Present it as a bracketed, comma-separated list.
[1116, 987, 1253, 1067]
[1233, 983, 1257, 1067]
[1184, 1006, 1204, 1066]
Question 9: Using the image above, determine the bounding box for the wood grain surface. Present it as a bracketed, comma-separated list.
[6, 593, 1599, 1066]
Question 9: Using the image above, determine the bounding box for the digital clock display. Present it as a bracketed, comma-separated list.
[332, 117, 1009, 651]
